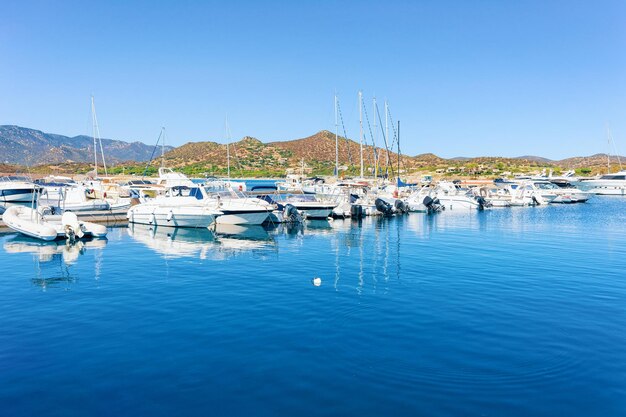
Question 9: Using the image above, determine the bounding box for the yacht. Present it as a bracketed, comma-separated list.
[0, 176, 37, 202]
[573, 170, 626, 195]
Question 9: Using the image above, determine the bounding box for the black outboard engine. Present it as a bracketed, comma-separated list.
[394, 199, 408, 214]
[284, 203, 303, 223]
[474, 195, 490, 210]
[375, 198, 394, 216]
[423, 196, 444, 213]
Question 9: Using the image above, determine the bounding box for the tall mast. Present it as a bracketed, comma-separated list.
[607, 125, 611, 173]
[225, 116, 231, 179]
[359, 91, 364, 178]
[91, 96, 98, 177]
[334, 94, 339, 178]
[91, 96, 108, 177]
[373, 96, 378, 181]
[397, 120, 401, 186]
[385, 100, 389, 177]
[161, 127, 166, 168]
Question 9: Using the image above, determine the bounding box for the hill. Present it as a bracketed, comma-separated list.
[0, 125, 173, 165]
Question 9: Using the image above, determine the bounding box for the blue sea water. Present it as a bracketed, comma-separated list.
[1, 197, 626, 416]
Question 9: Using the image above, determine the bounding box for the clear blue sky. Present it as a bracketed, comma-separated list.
[1, 0, 625, 159]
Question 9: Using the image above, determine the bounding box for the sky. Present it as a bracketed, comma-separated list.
[1, 0, 625, 159]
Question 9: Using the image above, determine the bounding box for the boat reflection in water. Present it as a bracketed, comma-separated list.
[213, 224, 276, 255]
[127, 224, 218, 259]
[3, 235, 107, 289]
[3, 235, 107, 264]
[127, 223, 276, 259]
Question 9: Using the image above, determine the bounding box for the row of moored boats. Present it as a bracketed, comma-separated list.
[2, 168, 624, 241]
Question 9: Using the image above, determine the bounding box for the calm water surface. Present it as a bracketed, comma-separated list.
[1, 197, 626, 416]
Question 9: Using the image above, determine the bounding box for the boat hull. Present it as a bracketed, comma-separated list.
[128, 205, 219, 228]
[216, 210, 270, 225]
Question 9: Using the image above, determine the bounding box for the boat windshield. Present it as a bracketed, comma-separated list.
[534, 182, 558, 190]
[0, 176, 31, 182]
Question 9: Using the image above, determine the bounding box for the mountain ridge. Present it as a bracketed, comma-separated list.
[0, 125, 173, 165]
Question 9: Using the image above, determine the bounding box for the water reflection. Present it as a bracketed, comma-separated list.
[127, 224, 218, 259]
[127, 223, 277, 259]
[213, 224, 276, 254]
[2, 235, 108, 290]
[3, 235, 107, 265]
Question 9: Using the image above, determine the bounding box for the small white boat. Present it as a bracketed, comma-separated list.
[127, 201, 223, 228]
[2, 205, 107, 241]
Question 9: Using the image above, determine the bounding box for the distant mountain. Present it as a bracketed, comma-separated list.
[0, 125, 173, 165]
[513, 155, 554, 163]
[556, 153, 626, 169]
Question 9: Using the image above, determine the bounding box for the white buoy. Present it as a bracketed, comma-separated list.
[312, 277, 322, 287]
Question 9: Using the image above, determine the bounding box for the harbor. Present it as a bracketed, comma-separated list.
[3, 1, 626, 416]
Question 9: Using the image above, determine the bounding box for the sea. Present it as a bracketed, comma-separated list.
[1, 196, 625, 416]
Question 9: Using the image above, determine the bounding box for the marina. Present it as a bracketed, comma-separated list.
[3, 1, 626, 415]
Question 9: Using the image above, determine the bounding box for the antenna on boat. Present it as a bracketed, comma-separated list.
[91, 96, 107, 177]
[359, 90, 364, 179]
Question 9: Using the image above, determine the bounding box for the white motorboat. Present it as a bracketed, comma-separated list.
[432, 181, 487, 210]
[0, 176, 37, 202]
[479, 181, 546, 207]
[38, 185, 111, 212]
[573, 170, 626, 195]
[532, 180, 591, 203]
[127, 199, 223, 228]
[266, 193, 338, 219]
[2, 205, 107, 241]
[155, 167, 196, 188]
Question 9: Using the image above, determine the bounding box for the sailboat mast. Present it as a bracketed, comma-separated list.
[385, 100, 389, 176]
[397, 120, 401, 185]
[225, 116, 231, 179]
[161, 127, 166, 168]
[607, 125, 611, 173]
[91, 96, 108, 176]
[91, 96, 98, 177]
[373, 96, 378, 181]
[334, 94, 339, 179]
[359, 91, 364, 178]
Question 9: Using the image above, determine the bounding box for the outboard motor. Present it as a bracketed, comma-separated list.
[394, 199, 408, 214]
[475, 195, 490, 210]
[422, 196, 444, 214]
[375, 198, 394, 216]
[283, 203, 303, 223]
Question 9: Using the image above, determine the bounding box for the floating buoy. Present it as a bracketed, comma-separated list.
[312, 277, 322, 287]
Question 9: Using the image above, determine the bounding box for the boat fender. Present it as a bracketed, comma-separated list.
[150, 211, 156, 225]
[393, 189, 399, 198]
[239, 185, 243, 191]
[166, 210, 173, 222]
